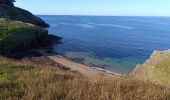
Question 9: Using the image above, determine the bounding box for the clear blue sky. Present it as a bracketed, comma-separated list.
[15, 0, 170, 16]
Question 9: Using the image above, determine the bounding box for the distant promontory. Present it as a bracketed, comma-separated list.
[0, 2, 61, 57]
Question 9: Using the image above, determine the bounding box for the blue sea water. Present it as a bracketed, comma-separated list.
[40, 16, 170, 74]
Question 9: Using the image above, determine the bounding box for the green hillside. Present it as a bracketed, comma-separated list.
[0, 5, 49, 28]
[131, 50, 170, 85]
[0, 18, 46, 55]
[0, 1, 170, 100]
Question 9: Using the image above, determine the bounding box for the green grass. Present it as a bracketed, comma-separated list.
[0, 18, 44, 54]
[0, 57, 170, 100]
[0, 18, 34, 41]
[0, 5, 49, 28]
[131, 50, 170, 85]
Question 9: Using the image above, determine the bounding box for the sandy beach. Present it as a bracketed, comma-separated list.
[37, 50, 126, 77]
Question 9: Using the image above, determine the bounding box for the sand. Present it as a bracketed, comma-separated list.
[38, 50, 126, 77]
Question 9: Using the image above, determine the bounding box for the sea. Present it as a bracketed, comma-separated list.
[39, 15, 170, 74]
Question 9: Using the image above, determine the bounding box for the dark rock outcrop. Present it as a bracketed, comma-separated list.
[9, 30, 61, 58]
[0, 18, 61, 57]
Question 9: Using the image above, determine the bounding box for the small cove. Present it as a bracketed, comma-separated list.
[40, 16, 170, 74]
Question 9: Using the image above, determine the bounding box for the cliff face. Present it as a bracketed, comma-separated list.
[130, 50, 170, 85]
[0, 5, 49, 28]
[0, 19, 54, 56]
[0, 5, 61, 57]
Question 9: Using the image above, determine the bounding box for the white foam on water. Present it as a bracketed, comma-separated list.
[98, 24, 134, 30]
[77, 24, 95, 28]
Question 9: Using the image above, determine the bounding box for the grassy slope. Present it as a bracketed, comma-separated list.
[0, 18, 44, 54]
[0, 3, 170, 100]
[0, 5, 48, 28]
[0, 57, 170, 100]
[131, 50, 170, 85]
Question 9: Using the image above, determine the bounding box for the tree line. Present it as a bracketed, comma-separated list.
[0, 0, 15, 6]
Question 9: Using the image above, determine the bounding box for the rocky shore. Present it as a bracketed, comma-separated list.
[0, 3, 169, 84]
[35, 49, 126, 77]
[10, 34, 61, 59]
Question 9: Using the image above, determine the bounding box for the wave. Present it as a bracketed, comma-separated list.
[98, 24, 134, 30]
[77, 24, 95, 28]
[51, 21, 133, 29]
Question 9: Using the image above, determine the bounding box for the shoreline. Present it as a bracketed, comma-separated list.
[37, 49, 126, 77]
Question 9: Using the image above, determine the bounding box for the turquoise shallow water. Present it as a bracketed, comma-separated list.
[40, 16, 170, 74]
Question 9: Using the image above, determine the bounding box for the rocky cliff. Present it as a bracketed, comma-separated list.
[0, 18, 60, 57]
[130, 50, 170, 85]
[0, 5, 61, 57]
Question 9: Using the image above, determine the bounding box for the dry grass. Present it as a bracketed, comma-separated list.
[0, 57, 170, 100]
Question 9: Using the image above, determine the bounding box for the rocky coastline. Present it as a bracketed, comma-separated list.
[9, 33, 62, 59]
[0, 3, 169, 84]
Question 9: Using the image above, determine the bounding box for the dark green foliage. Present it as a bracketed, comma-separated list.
[0, 0, 15, 6]
[0, 18, 45, 55]
[0, 5, 49, 28]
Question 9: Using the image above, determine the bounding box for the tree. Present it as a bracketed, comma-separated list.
[0, 0, 15, 6]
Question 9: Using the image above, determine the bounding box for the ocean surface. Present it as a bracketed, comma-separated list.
[40, 16, 170, 74]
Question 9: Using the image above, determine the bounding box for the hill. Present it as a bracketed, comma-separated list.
[0, 2, 170, 100]
[0, 18, 58, 56]
[0, 56, 170, 99]
[0, 5, 49, 28]
[131, 50, 170, 85]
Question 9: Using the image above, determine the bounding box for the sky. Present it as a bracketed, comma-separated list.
[15, 0, 170, 16]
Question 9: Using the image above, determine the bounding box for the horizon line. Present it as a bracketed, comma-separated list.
[36, 14, 170, 17]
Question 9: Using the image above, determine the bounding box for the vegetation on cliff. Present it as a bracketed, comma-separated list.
[0, 1, 60, 56]
[0, 0, 15, 6]
[0, 0, 170, 99]
[0, 18, 51, 56]
[131, 50, 170, 85]
[0, 5, 49, 28]
[0, 18, 61, 56]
